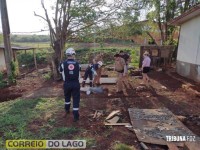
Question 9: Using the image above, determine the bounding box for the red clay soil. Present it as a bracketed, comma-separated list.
[0, 87, 22, 102]
[0, 69, 200, 150]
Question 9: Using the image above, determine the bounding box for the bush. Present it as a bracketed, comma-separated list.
[0, 72, 7, 88]
[17, 51, 47, 68]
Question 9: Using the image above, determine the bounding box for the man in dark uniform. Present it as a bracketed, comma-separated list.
[82, 64, 93, 87]
[59, 47, 80, 122]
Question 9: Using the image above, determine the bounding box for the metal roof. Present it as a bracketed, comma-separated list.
[169, 4, 200, 26]
[0, 45, 35, 51]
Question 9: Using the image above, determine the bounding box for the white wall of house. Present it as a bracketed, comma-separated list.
[177, 16, 200, 65]
[0, 49, 6, 71]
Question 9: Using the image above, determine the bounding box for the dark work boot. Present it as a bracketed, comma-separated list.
[89, 82, 93, 87]
[73, 111, 79, 122]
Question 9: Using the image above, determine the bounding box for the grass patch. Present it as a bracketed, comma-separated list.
[0, 98, 70, 148]
[75, 137, 96, 149]
[113, 143, 135, 150]
[48, 127, 79, 139]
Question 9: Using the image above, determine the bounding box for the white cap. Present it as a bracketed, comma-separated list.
[86, 90, 91, 95]
[65, 47, 76, 56]
[97, 61, 103, 67]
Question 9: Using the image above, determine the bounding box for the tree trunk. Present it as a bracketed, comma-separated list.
[0, 0, 13, 79]
[51, 39, 65, 80]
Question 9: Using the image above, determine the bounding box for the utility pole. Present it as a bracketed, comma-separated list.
[0, 0, 13, 78]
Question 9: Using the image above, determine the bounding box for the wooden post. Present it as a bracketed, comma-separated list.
[33, 49, 38, 71]
[0, 0, 13, 78]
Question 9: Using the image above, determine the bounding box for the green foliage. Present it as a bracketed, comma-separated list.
[11, 35, 50, 43]
[113, 143, 134, 150]
[42, 72, 52, 80]
[17, 51, 47, 67]
[74, 46, 139, 67]
[0, 72, 7, 88]
[8, 61, 18, 84]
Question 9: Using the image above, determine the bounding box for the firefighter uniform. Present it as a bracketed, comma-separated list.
[59, 48, 80, 122]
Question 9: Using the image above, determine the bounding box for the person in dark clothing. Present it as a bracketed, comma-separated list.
[119, 50, 130, 66]
[82, 61, 103, 87]
[59, 47, 80, 122]
[82, 64, 93, 87]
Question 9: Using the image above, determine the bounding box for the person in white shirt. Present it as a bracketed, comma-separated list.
[141, 51, 151, 85]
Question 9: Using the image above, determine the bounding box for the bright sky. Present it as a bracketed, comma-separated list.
[0, 0, 145, 35]
[0, 0, 53, 35]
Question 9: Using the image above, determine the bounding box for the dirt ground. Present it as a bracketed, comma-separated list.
[0, 68, 200, 150]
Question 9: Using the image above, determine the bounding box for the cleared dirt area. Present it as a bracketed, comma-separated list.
[0, 69, 200, 149]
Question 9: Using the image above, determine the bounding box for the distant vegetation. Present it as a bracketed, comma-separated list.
[15, 42, 140, 70]
[11, 34, 50, 43]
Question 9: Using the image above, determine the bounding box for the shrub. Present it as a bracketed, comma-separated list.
[17, 51, 47, 68]
[0, 72, 7, 88]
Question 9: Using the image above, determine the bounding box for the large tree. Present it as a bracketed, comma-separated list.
[120, 0, 200, 45]
[35, 0, 123, 79]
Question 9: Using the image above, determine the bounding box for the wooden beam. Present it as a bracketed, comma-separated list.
[104, 123, 130, 126]
[167, 143, 179, 150]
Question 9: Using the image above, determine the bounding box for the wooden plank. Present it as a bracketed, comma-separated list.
[140, 142, 149, 150]
[106, 116, 120, 124]
[184, 142, 200, 150]
[167, 143, 179, 150]
[128, 108, 195, 147]
[105, 110, 120, 120]
[79, 77, 117, 84]
[104, 123, 130, 126]
[93, 111, 98, 119]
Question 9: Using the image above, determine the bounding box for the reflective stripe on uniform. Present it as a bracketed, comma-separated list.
[65, 102, 71, 105]
[73, 108, 79, 111]
[61, 63, 65, 81]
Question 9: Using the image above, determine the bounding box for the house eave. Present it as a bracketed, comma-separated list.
[169, 4, 200, 26]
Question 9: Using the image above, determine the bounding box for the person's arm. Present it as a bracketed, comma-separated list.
[121, 59, 127, 76]
[142, 57, 148, 68]
[59, 62, 63, 73]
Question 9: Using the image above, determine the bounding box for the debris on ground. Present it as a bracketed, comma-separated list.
[130, 69, 142, 76]
[161, 86, 167, 90]
[136, 86, 147, 91]
[128, 108, 199, 147]
[176, 115, 186, 122]
[104, 110, 130, 126]
[140, 142, 149, 150]
[105, 116, 120, 124]
[104, 123, 131, 126]
[167, 143, 179, 150]
[157, 68, 163, 72]
[89, 110, 104, 119]
[105, 110, 121, 120]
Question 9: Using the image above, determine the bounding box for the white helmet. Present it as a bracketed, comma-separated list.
[65, 47, 76, 56]
[97, 61, 103, 67]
